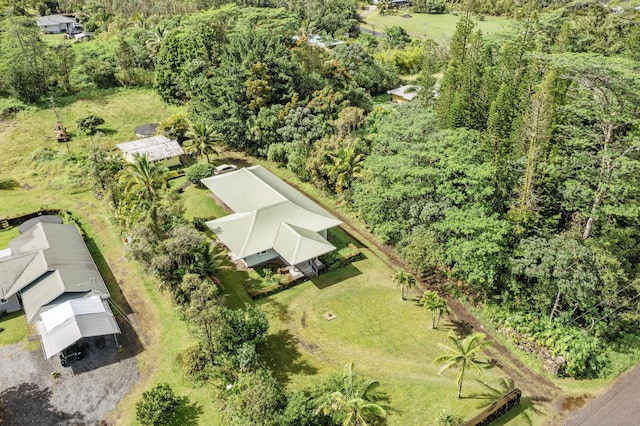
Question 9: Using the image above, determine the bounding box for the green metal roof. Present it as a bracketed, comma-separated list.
[203, 165, 341, 264]
[274, 223, 336, 265]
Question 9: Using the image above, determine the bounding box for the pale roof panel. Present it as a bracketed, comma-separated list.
[117, 136, 184, 162]
[273, 223, 336, 265]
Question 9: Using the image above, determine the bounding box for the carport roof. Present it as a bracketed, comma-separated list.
[37, 296, 120, 358]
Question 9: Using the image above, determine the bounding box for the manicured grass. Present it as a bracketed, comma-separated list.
[0, 311, 28, 345]
[363, 10, 511, 41]
[259, 250, 511, 425]
[180, 184, 226, 221]
[0, 227, 20, 248]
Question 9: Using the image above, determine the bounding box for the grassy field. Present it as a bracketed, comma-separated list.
[362, 10, 512, 41]
[0, 87, 594, 425]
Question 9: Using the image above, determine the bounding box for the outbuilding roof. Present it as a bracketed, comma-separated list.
[38, 296, 120, 359]
[117, 135, 184, 163]
[387, 85, 421, 101]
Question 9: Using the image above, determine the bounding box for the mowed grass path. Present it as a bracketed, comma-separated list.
[362, 9, 511, 41]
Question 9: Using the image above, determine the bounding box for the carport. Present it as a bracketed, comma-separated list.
[37, 296, 120, 359]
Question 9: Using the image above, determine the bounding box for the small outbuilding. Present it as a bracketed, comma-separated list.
[36, 15, 78, 34]
[387, 85, 421, 103]
[117, 135, 184, 167]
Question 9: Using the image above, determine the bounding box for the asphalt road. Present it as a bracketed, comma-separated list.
[563, 361, 640, 426]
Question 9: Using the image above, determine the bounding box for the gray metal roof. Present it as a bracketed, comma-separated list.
[387, 85, 421, 101]
[117, 135, 184, 162]
[36, 15, 76, 26]
[0, 222, 109, 322]
[38, 296, 120, 358]
[203, 165, 341, 263]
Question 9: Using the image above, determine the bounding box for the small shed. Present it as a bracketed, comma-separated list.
[387, 85, 421, 103]
[36, 15, 78, 34]
[117, 135, 184, 167]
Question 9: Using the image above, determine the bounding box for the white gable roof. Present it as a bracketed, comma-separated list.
[38, 296, 120, 358]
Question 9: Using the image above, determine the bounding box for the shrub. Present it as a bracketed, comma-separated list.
[185, 163, 217, 185]
[77, 115, 105, 135]
[84, 60, 118, 89]
[135, 383, 179, 426]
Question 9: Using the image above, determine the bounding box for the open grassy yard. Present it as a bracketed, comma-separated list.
[258, 241, 524, 425]
[362, 10, 511, 41]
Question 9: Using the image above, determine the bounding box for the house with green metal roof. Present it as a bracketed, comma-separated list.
[202, 165, 342, 275]
[0, 221, 120, 359]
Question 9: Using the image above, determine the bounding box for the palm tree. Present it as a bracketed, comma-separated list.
[393, 270, 416, 301]
[316, 363, 387, 426]
[118, 154, 168, 203]
[328, 145, 364, 195]
[419, 290, 449, 329]
[183, 122, 222, 163]
[434, 332, 492, 399]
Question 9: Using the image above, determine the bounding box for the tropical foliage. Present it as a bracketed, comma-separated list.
[434, 332, 492, 398]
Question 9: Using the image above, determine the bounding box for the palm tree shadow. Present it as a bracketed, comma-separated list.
[468, 379, 548, 426]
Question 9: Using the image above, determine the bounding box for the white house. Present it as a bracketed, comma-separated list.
[202, 166, 342, 275]
[36, 15, 78, 34]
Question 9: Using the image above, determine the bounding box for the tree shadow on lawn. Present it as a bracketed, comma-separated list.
[170, 396, 204, 426]
[310, 263, 362, 290]
[0, 383, 89, 425]
[261, 329, 319, 385]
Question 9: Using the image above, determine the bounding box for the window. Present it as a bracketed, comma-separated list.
[257, 250, 268, 256]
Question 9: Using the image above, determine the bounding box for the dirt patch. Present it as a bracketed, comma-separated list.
[561, 394, 590, 411]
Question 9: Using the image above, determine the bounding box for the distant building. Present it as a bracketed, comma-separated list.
[117, 135, 184, 167]
[387, 85, 421, 103]
[293, 34, 344, 49]
[36, 15, 78, 34]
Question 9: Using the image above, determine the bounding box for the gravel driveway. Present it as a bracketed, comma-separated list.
[0, 325, 139, 425]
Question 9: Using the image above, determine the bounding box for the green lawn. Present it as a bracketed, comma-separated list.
[362, 10, 512, 41]
[0, 227, 20, 248]
[258, 248, 525, 425]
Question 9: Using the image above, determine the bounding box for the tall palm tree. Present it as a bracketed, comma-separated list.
[434, 332, 492, 399]
[184, 122, 222, 163]
[393, 270, 416, 301]
[118, 154, 168, 203]
[316, 363, 387, 426]
[419, 290, 449, 329]
[328, 145, 364, 195]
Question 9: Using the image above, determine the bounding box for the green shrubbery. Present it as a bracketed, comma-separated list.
[486, 307, 607, 378]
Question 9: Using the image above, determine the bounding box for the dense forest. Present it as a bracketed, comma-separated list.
[1, 0, 640, 423]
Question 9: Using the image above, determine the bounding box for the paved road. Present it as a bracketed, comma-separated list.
[563, 361, 640, 425]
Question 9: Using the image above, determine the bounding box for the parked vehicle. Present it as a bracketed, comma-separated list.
[214, 164, 238, 175]
[59, 344, 83, 367]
